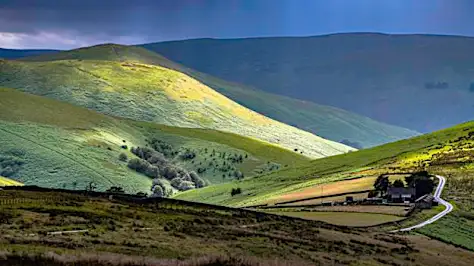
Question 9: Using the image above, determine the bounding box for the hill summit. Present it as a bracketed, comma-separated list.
[1, 44, 353, 158]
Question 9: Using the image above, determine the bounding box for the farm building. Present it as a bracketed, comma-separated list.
[415, 194, 434, 209]
[387, 187, 416, 203]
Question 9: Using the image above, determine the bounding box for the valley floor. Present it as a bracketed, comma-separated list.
[0, 187, 473, 265]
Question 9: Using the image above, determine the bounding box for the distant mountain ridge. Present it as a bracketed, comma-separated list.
[1, 42, 419, 148]
[141, 33, 474, 133]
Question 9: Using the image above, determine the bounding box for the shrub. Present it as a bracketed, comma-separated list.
[145, 165, 161, 178]
[190, 171, 206, 188]
[170, 177, 183, 188]
[177, 181, 196, 191]
[121, 145, 128, 150]
[152, 185, 164, 197]
[127, 158, 150, 173]
[163, 166, 179, 180]
[231, 188, 242, 196]
[180, 149, 196, 160]
[118, 153, 128, 162]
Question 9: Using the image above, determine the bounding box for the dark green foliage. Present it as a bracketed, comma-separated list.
[231, 188, 242, 197]
[374, 175, 390, 195]
[149, 138, 176, 157]
[180, 149, 196, 160]
[127, 158, 150, 173]
[413, 176, 435, 198]
[118, 153, 128, 162]
[392, 179, 405, 188]
[106, 186, 125, 194]
[0, 153, 25, 177]
[190, 171, 206, 188]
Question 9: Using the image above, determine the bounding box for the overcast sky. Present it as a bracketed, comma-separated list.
[1, 0, 474, 49]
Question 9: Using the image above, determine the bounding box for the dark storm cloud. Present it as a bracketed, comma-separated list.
[1, 0, 474, 49]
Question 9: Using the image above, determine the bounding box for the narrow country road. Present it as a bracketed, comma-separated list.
[396, 175, 453, 232]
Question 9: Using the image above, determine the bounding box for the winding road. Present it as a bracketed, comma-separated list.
[396, 175, 453, 232]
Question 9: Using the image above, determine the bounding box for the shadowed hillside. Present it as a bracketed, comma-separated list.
[143, 33, 474, 132]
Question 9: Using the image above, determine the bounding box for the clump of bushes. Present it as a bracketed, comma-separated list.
[118, 153, 128, 162]
[128, 146, 206, 194]
[231, 188, 242, 196]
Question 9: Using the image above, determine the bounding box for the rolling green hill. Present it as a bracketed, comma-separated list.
[176, 119, 474, 250]
[14, 44, 419, 148]
[0, 87, 309, 193]
[143, 33, 474, 133]
[0, 46, 353, 158]
[175, 120, 474, 206]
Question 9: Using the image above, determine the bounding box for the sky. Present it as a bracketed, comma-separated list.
[1, 0, 474, 49]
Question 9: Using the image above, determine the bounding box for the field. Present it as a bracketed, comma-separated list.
[267, 211, 405, 227]
[0, 87, 311, 192]
[303, 205, 410, 216]
[0, 188, 473, 265]
[280, 192, 369, 206]
[266, 177, 377, 205]
[0, 45, 354, 159]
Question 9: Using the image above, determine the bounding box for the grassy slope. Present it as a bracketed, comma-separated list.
[138, 42, 419, 148]
[0, 176, 23, 186]
[178, 120, 474, 250]
[142, 34, 474, 133]
[175, 121, 474, 205]
[0, 87, 308, 192]
[1, 188, 473, 266]
[0, 48, 353, 159]
[24, 43, 418, 148]
[7, 44, 420, 148]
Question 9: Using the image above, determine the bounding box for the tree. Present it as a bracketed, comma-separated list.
[190, 171, 206, 188]
[374, 175, 390, 195]
[231, 188, 242, 196]
[414, 177, 435, 198]
[127, 158, 150, 173]
[393, 179, 405, 188]
[118, 153, 128, 162]
[151, 185, 164, 197]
